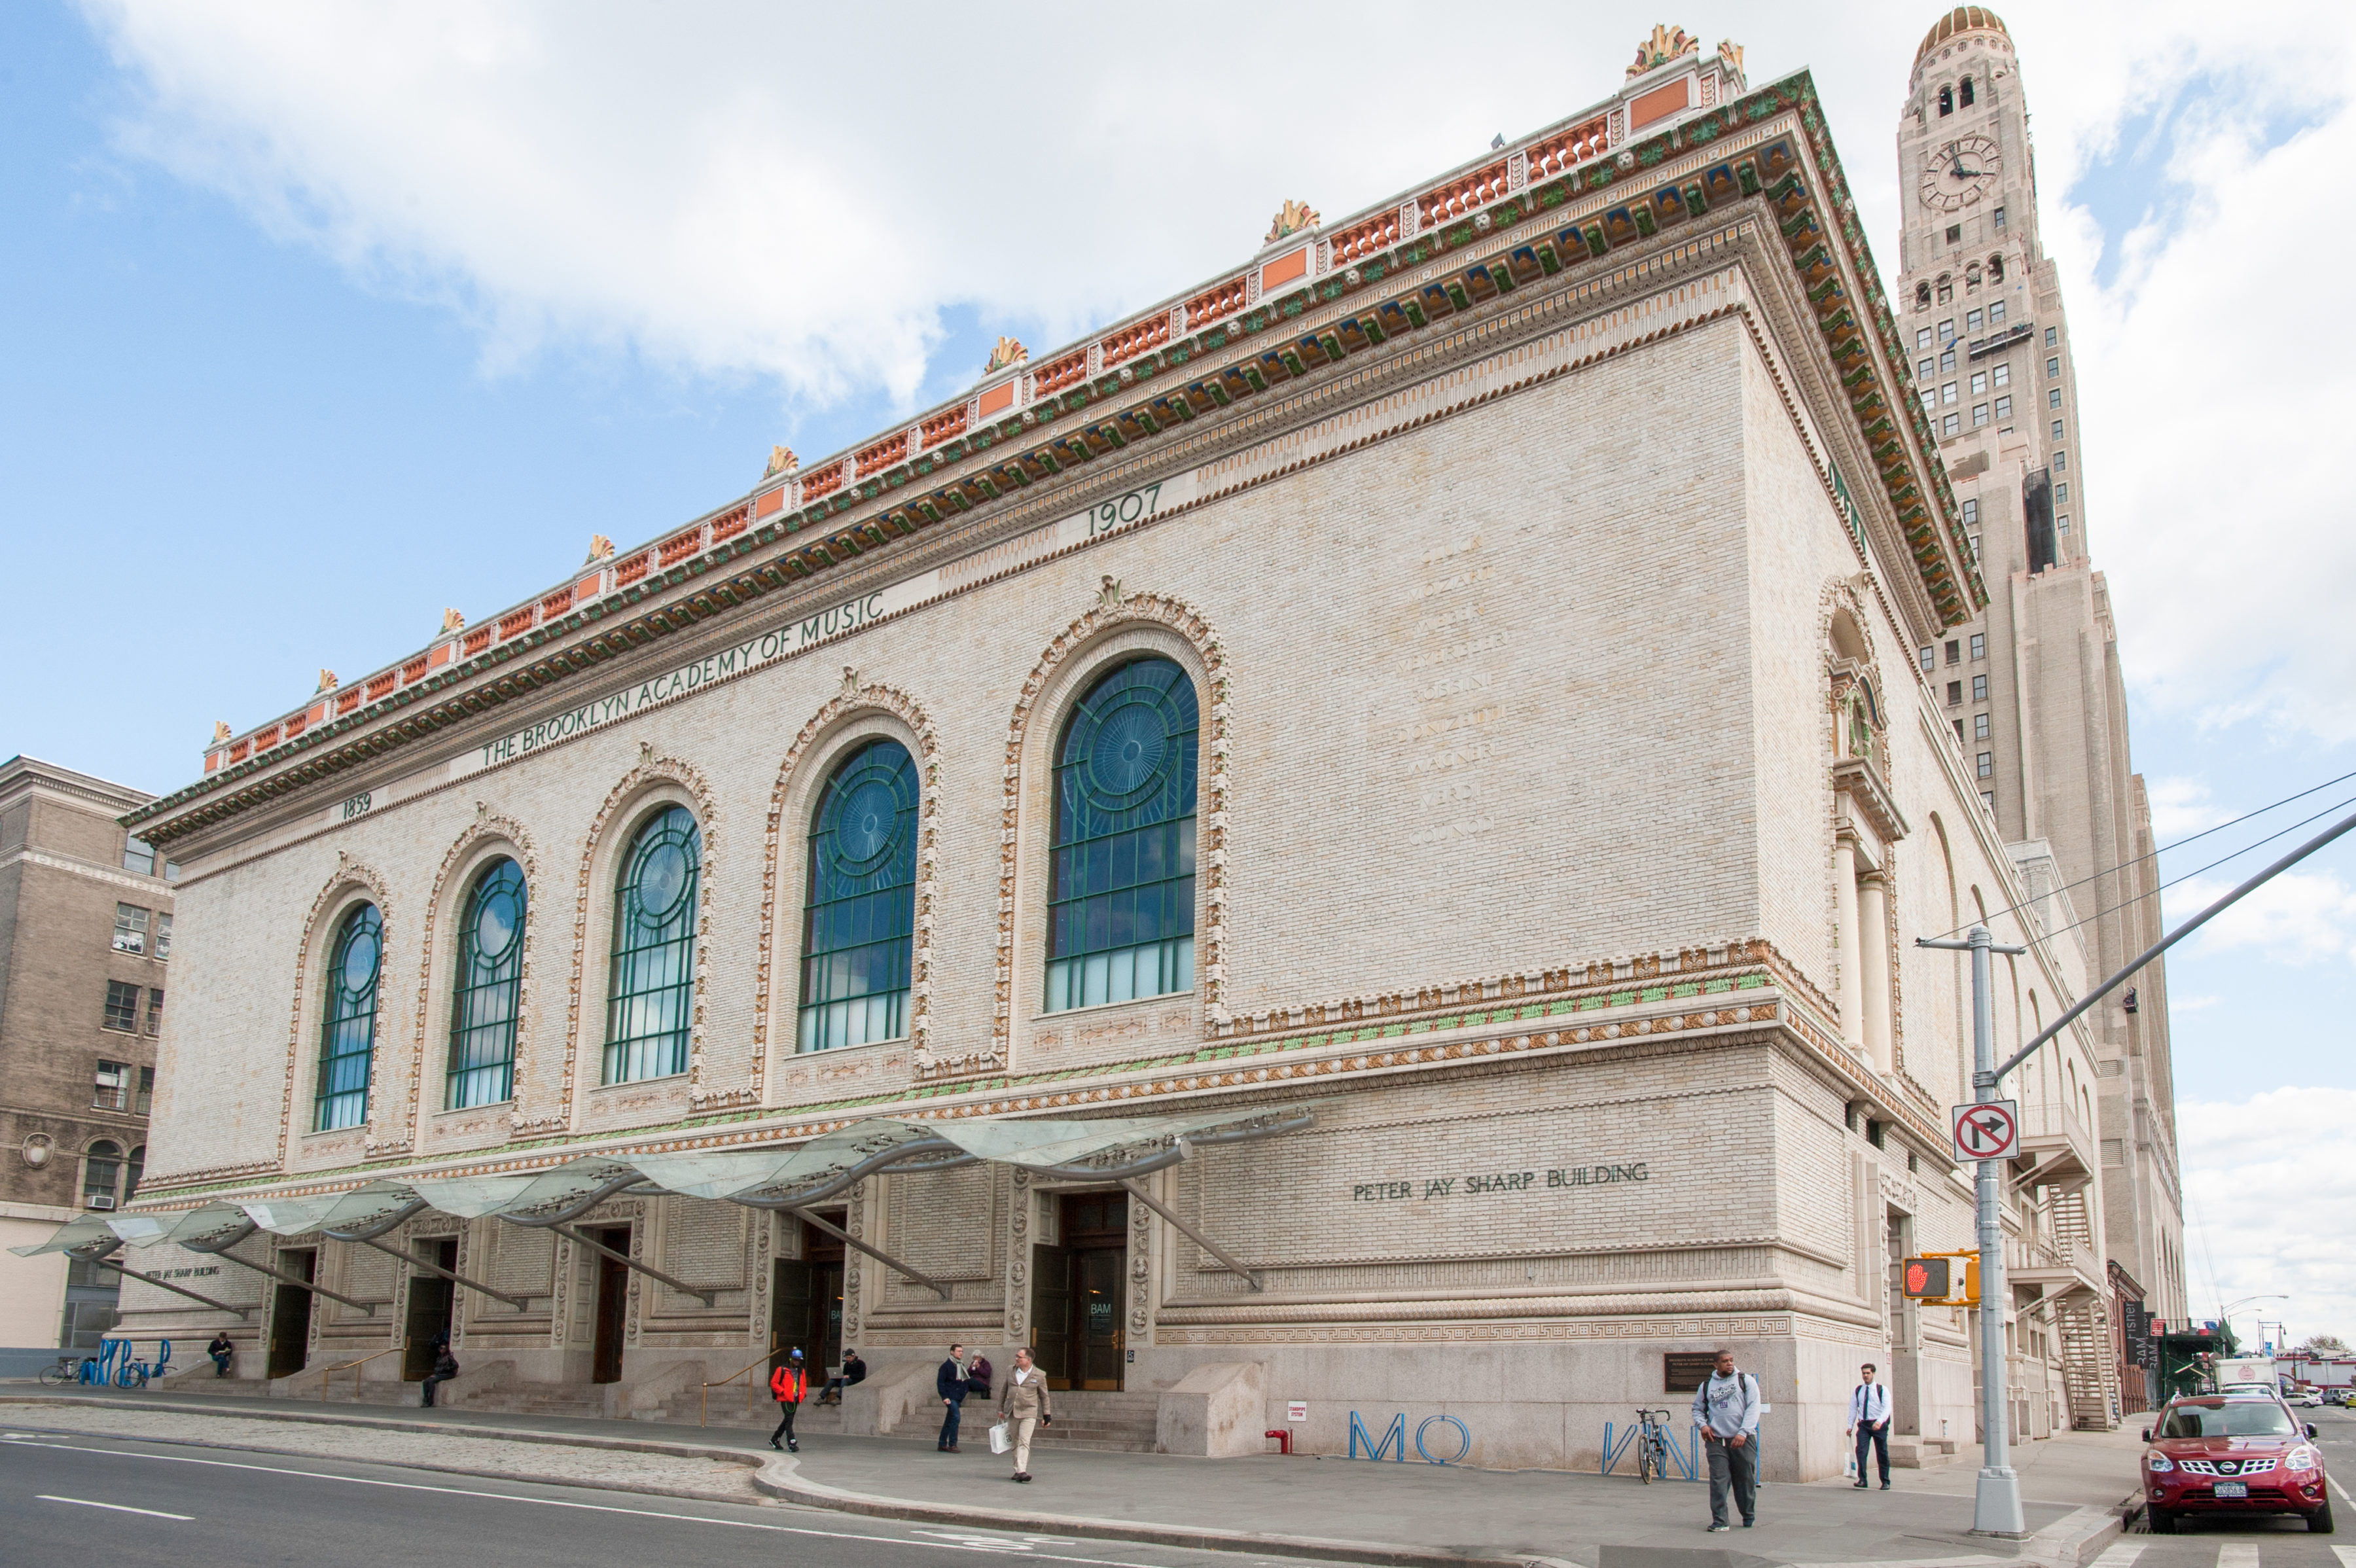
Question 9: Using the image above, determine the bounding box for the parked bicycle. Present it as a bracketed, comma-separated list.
[1633, 1407, 1673, 1484]
[39, 1354, 88, 1387]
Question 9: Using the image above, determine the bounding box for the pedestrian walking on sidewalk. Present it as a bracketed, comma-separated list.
[998, 1346, 1053, 1483]
[420, 1342, 460, 1408]
[770, 1348, 808, 1452]
[1691, 1348, 1759, 1532]
[937, 1344, 969, 1452]
[1847, 1363, 1891, 1491]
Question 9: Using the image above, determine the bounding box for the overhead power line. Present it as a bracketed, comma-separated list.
[1927, 766, 2356, 943]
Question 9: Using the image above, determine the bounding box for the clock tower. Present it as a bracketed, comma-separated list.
[1893, 7, 2188, 1391]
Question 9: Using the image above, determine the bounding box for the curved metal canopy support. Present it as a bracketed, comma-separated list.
[73, 1238, 253, 1319]
[319, 1198, 429, 1243]
[539, 1221, 717, 1308]
[182, 1221, 376, 1315]
[791, 1207, 952, 1301]
[499, 1171, 658, 1230]
[323, 1199, 533, 1310]
[728, 1140, 969, 1211]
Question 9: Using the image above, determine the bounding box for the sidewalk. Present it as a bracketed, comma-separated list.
[0, 1389, 2133, 1567]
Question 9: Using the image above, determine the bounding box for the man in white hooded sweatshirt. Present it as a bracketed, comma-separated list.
[1690, 1348, 1760, 1531]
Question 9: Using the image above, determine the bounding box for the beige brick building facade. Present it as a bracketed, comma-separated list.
[111, 31, 2120, 1478]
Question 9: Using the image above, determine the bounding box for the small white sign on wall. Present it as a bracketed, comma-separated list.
[1287, 1401, 1308, 1424]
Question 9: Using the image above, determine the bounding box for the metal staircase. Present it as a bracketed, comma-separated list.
[2047, 1186, 2120, 1430]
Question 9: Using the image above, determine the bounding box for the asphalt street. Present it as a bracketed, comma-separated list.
[0, 1427, 1378, 1568]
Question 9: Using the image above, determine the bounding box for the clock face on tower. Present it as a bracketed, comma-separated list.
[1920, 134, 2001, 211]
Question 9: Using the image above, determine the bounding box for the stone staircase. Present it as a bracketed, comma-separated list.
[446, 1383, 613, 1419]
[1027, 1390, 1161, 1452]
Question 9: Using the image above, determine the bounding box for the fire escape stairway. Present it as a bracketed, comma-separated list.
[2047, 1187, 2119, 1431]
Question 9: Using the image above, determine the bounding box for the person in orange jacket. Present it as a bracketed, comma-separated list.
[769, 1348, 808, 1452]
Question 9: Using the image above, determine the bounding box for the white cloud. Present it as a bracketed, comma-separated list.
[2147, 777, 2226, 840]
[70, 0, 2356, 753]
[2183, 1089, 2356, 1344]
[2172, 870, 2356, 966]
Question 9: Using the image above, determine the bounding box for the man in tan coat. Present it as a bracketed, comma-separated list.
[997, 1346, 1054, 1482]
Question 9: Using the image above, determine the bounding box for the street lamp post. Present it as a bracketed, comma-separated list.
[1919, 924, 2029, 1535]
[1913, 803, 2356, 1536]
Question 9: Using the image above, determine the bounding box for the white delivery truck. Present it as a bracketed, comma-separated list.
[2215, 1357, 2281, 1395]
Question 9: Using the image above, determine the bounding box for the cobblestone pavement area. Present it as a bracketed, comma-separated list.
[0, 1400, 764, 1504]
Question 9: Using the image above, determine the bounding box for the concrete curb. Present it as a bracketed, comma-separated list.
[750, 1452, 1533, 1567]
[0, 1395, 793, 1508]
[0, 1395, 2113, 1568]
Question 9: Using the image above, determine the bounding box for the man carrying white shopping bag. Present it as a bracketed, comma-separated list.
[996, 1346, 1054, 1483]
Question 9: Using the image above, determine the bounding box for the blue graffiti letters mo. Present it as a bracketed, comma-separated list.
[1348, 1410, 1473, 1465]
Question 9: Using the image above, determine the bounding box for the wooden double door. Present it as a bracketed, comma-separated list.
[1031, 1192, 1126, 1391]
[266, 1249, 315, 1379]
[401, 1238, 458, 1381]
[771, 1219, 846, 1378]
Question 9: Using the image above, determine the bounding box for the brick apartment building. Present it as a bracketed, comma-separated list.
[0, 756, 171, 1353]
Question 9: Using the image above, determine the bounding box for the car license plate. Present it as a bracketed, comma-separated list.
[2214, 1482, 2249, 1499]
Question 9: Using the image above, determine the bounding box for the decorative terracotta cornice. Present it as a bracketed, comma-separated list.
[134, 71, 1973, 849]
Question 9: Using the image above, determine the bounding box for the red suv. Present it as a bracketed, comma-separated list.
[2143, 1393, 2331, 1533]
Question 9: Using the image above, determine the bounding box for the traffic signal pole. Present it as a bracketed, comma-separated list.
[1921, 923, 2028, 1535]
[1912, 803, 2356, 1535]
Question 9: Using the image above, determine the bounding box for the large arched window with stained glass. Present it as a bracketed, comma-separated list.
[798, 739, 918, 1052]
[605, 806, 700, 1083]
[447, 858, 526, 1108]
[315, 902, 383, 1131]
[1046, 658, 1199, 1012]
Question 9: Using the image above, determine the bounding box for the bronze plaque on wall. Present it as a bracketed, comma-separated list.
[1664, 1353, 1719, 1393]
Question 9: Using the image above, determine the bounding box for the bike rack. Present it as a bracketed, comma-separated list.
[1600, 1419, 1704, 1480]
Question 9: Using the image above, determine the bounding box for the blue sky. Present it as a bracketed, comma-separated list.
[7, 1, 2356, 1338]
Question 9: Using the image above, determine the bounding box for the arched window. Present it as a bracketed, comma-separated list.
[124, 1145, 145, 1202]
[82, 1141, 122, 1208]
[1915, 281, 1931, 311]
[1960, 75, 1976, 107]
[605, 806, 700, 1083]
[1988, 254, 2005, 283]
[1937, 274, 1954, 304]
[1938, 84, 1954, 116]
[799, 739, 918, 1052]
[315, 903, 383, 1131]
[1046, 658, 1199, 1012]
[448, 858, 526, 1107]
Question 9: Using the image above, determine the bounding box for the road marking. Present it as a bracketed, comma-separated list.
[2217, 1545, 2260, 1568]
[0, 1438, 1163, 1568]
[37, 1495, 193, 1520]
[2087, 1545, 2144, 1568]
[2334, 1474, 2355, 1505]
[2330, 1548, 2356, 1568]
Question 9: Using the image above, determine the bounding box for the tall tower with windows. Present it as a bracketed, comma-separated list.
[1895, 7, 2188, 1392]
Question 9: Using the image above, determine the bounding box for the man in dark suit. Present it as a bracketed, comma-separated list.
[937, 1344, 969, 1452]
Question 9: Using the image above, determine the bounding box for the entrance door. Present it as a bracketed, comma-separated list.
[769, 1222, 845, 1379]
[402, 1238, 458, 1381]
[1029, 1243, 1072, 1387]
[1056, 1192, 1126, 1391]
[590, 1226, 630, 1385]
[804, 1219, 844, 1380]
[267, 1249, 315, 1379]
[1073, 1247, 1124, 1389]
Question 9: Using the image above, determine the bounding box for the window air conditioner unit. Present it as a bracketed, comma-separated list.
[88, 1194, 117, 1210]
